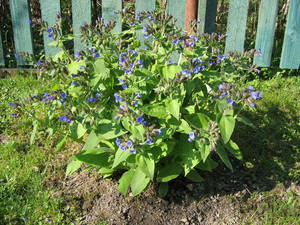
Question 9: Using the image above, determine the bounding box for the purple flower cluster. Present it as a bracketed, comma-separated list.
[59, 115, 71, 124]
[115, 138, 136, 154]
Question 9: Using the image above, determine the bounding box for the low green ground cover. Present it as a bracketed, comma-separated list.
[0, 73, 299, 224]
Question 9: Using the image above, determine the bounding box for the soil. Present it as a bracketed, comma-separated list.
[46, 154, 299, 225]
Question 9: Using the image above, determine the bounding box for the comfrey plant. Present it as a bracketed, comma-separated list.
[14, 10, 262, 196]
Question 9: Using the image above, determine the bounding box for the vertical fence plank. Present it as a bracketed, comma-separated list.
[225, 0, 249, 53]
[102, 0, 122, 33]
[253, 0, 279, 67]
[10, 0, 34, 65]
[135, 0, 156, 47]
[72, 0, 92, 52]
[198, 0, 207, 33]
[280, 0, 300, 69]
[198, 0, 217, 34]
[40, 0, 61, 56]
[0, 29, 5, 66]
[168, 0, 186, 29]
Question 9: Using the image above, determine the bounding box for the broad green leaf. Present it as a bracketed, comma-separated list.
[83, 131, 100, 150]
[130, 167, 151, 196]
[158, 182, 169, 197]
[72, 149, 111, 167]
[53, 51, 66, 62]
[112, 149, 131, 169]
[225, 140, 243, 160]
[157, 163, 183, 182]
[236, 115, 256, 129]
[200, 142, 211, 163]
[70, 122, 86, 139]
[186, 169, 204, 182]
[217, 109, 235, 144]
[216, 144, 233, 171]
[93, 58, 108, 74]
[117, 169, 134, 196]
[141, 104, 169, 119]
[98, 167, 115, 178]
[151, 141, 175, 162]
[165, 98, 180, 119]
[55, 134, 68, 152]
[66, 160, 83, 176]
[185, 113, 211, 130]
[214, 99, 228, 114]
[129, 124, 145, 141]
[30, 120, 39, 145]
[136, 153, 155, 180]
[162, 65, 182, 79]
[178, 134, 201, 176]
[195, 157, 219, 171]
[177, 119, 192, 134]
[95, 120, 127, 140]
[67, 60, 86, 75]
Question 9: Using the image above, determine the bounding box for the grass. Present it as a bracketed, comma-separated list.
[0, 74, 299, 224]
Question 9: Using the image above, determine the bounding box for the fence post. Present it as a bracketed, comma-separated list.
[102, 0, 122, 33]
[10, 0, 34, 65]
[254, 0, 279, 67]
[225, 0, 249, 53]
[40, 0, 61, 56]
[280, 0, 300, 69]
[72, 0, 92, 52]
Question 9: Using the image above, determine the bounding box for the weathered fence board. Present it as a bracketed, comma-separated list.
[280, 0, 300, 69]
[168, 0, 186, 29]
[0, 29, 4, 66]
[135, 0, 156, 47]
[198, 0, 217, 34]
[254, 0, 279, 67]
[72, 0, 92, 51]
[10, 0, 34, 65]
[40, 0, 61, 56]
[102, 0, 122, 33]
[225, 0, 249, 53]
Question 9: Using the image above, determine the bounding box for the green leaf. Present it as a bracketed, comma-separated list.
[95, 120, 127, 140]
[67, 60, 86, 75]
[129, 124, 145, 141]
[141, 104, 169, 119]
[195, 157, 219, 171]
[130, 167, 151, 196]
[117, 169, 134, 196]
[157, 163, 183, 182]
[93, 58, 108, 74]
[177, 119, 192, 134]
[30, 120, 39, 145]
[216, 144, 233, 171]
[55, 134, 68, 152]
[83, 131, 100, 150]
[164, 98, 180, 119]
[136, 153, 155, 180]
[151, 141, 175, 162]
[236, 115, 256, 129]
[158, 183, 169, 197]
[66, 160, 83, 176]
[69, 122, 86, 139]
[112, 149, 131, 169]
[186, 169, 204, 182]
[200, 142, 211, 163]
[217, 109, 235, 144]
[185, 113, 211, 130]
[162, 65, 182, 79]
[72, 149, 111, 167]
[225, 140, 243, 160]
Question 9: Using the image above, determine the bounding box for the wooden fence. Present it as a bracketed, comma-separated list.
[0, 0, 299, 69]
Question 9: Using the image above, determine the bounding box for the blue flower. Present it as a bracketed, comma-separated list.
[173, 38, 179, 45]
[189, 41, 195, 47]
[250, 91, 262, 100]
[37, 60, 42, 66]
[47, 218, 52, 222]
[128, 49, 136, 55]
[130, 148, 136, 154]
[188, 132, 195, 142]
[114, 115, 120, 120]
[33, 93, 38, 98]
[95, 93, 101, 98]
[137, 116, 145, 124]
[23, 217, 29, 221]
[120, 144, 127, 151]
[219, 55, 226, 61]
[47, 28, 53, 34]
[193, 65, 201, 74]
[143, 33, 149, 39]
[227, 99, 235, 106]
[198, 18, 203, 23]
[9, 102, 14, 107]
[80, 65, 85, 69]
[248, 85, 254, 91]
[137, 59, 143, 67]
[157, 128, 162, 135]
[74, 51, 80, 58]
[14, 53, 19, 59]
[125, 69, 132, 75]
[60, 100, 65, 104]
[114, 93, 123, 103]
[122, 84, 128, 89]
[146, 139, 153, 145]
[142, 26, 148, 33]
[94, 52, 100, 58]
[129, 64, 135, 69]
[61, 92, 67, 98]
[182, 69, 192, 78]
[137, 92, 142, 98]
[133, 100, 139, 105]
[112, 10, 117, 14]
[87, 97, 97, 103]
[130, 22, 135, 26]
[250, 102, 256, 107]
[218, 84, 224, 90]
[220, 92, 228, 98]
[59, 115, 68, 122]
[27, 19, 32, 24]
[127, 140, 133, 148]
[70, 81, 76, 85]
[116, 138, 121, 146]
[11, 113, 17, 117]
[136, 13, 141, 20]
[168, 60, 174, 64]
